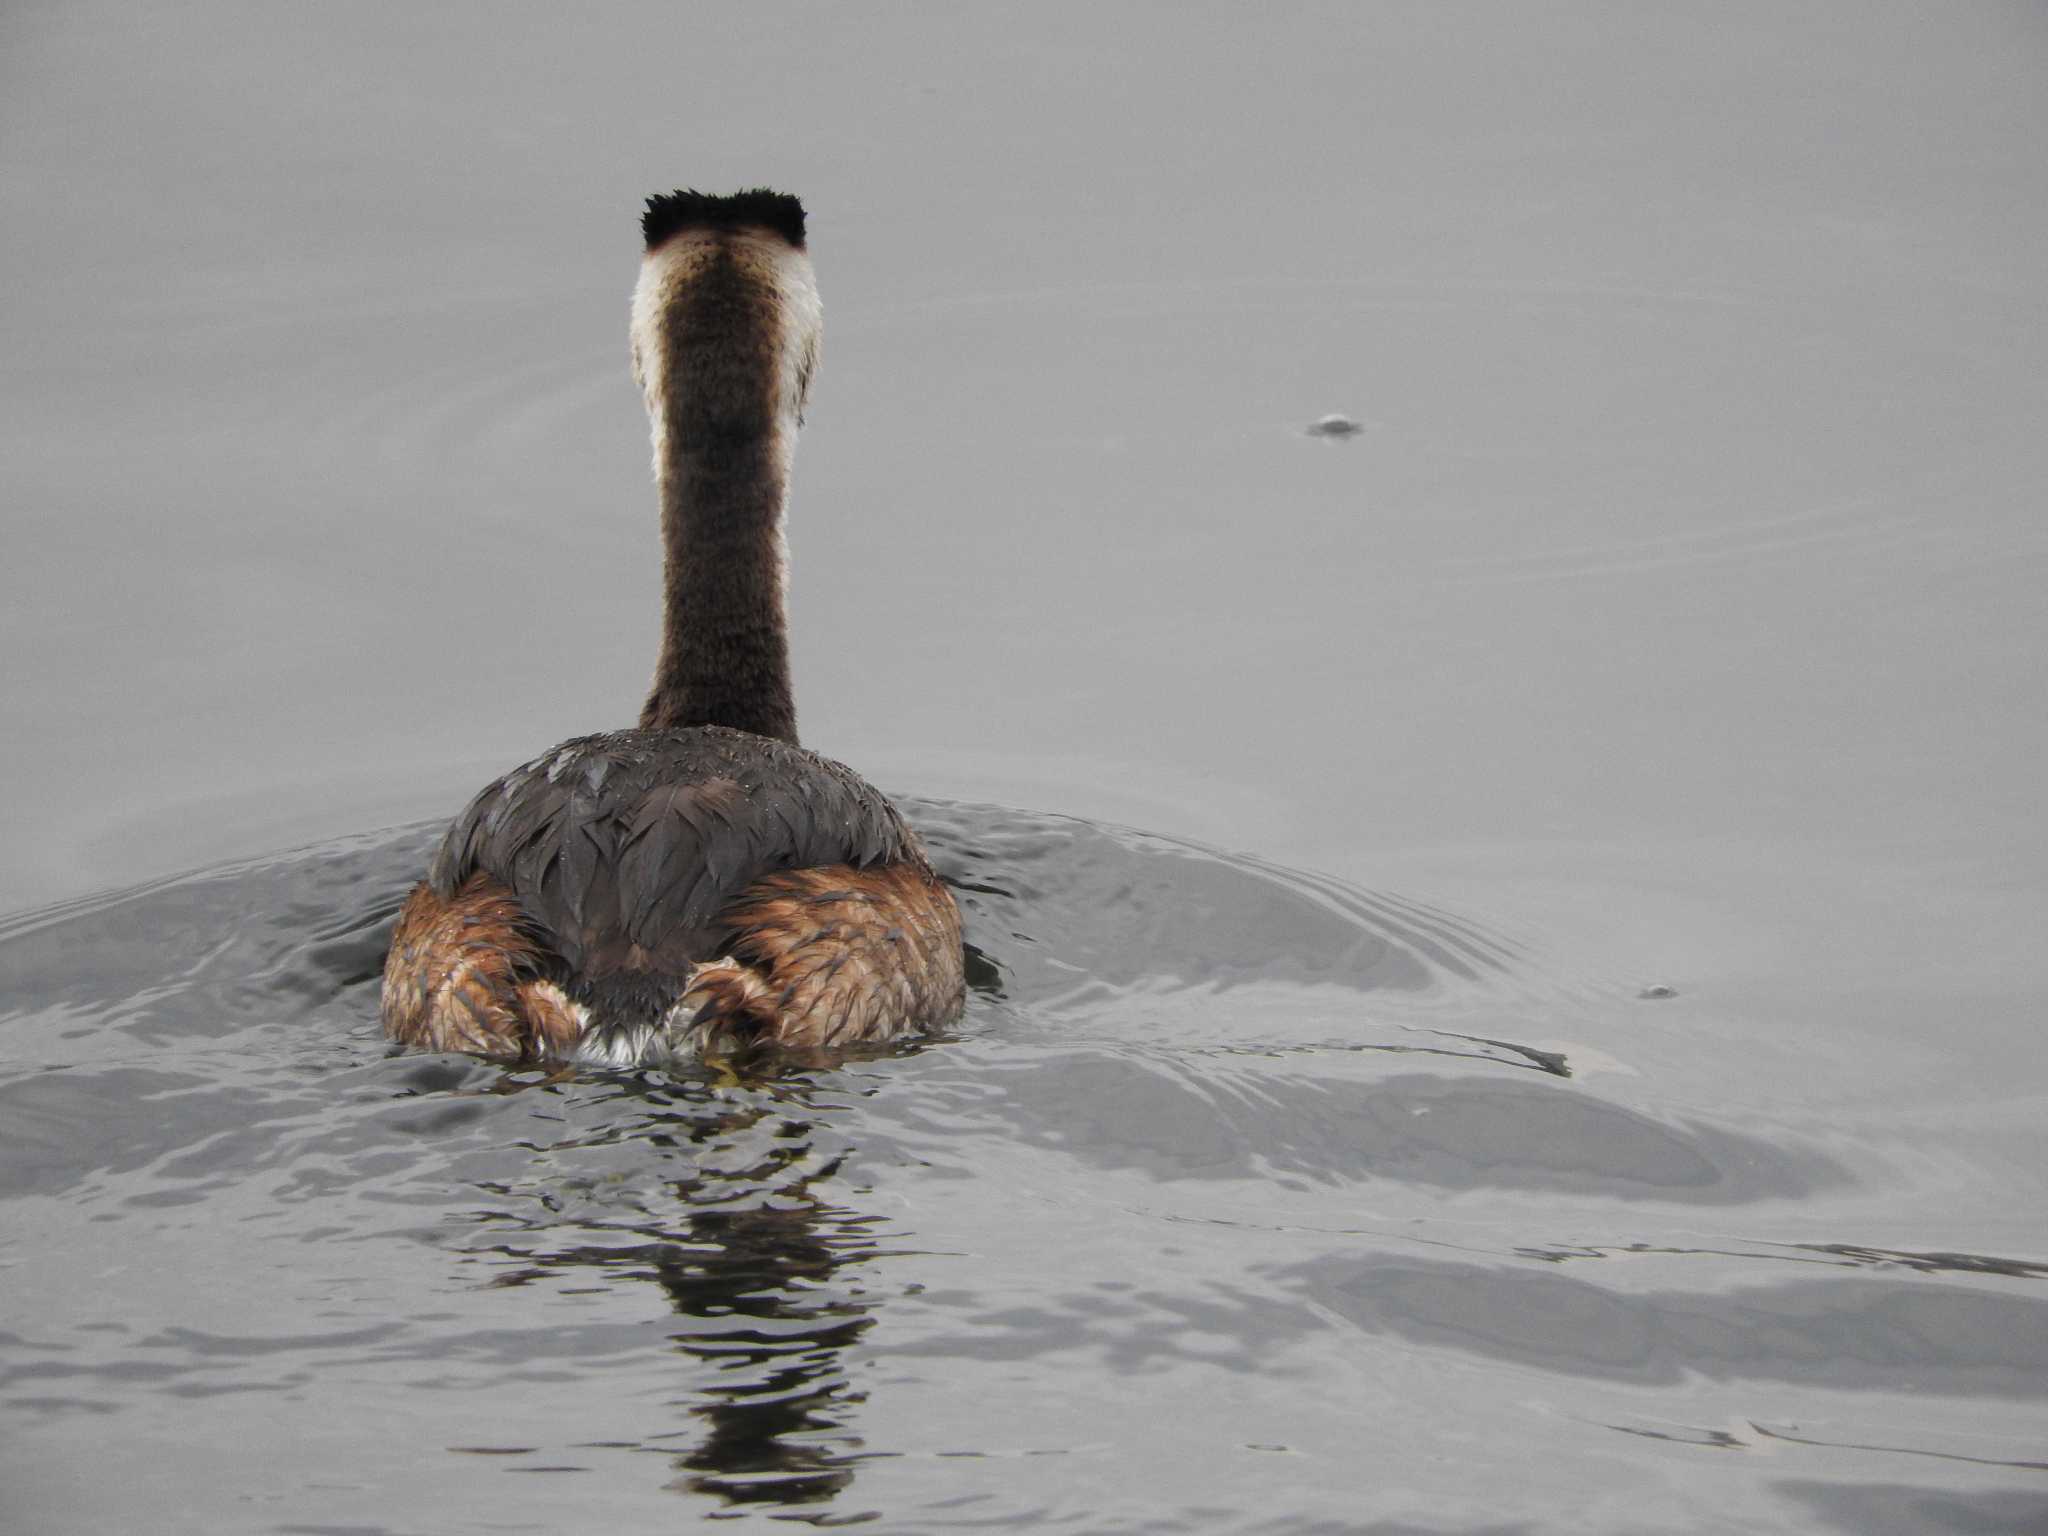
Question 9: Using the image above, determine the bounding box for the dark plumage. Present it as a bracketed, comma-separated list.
[640, 242, 796, 742]
[642, 187, 807, 251]
[379, 189, 964, 1065]
[426, 726, 916, 979]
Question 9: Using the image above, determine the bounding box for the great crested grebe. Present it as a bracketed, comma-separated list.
[381, 189, 965, 1065]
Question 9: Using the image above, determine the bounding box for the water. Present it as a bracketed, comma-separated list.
[7, 808, 2041, 1531]
[5, 3, 2048, 1531]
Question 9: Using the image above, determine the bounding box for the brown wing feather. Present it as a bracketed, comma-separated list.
[382, 860, 965, 1063]
[382, 874, 552, 1057]
[693, 860, 966, 1051]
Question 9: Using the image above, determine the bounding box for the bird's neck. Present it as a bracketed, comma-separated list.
[639, 421, 797, 744]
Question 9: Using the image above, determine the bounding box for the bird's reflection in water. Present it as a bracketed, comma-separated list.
[464, 961, 999, 1513]
[653, 1141, 882, 1509]
[473, 1062, 906, 1514]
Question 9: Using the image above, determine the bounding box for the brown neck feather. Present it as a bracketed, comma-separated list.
[638, 249, 798, 745]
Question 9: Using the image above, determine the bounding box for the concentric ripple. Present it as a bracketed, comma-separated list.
[1, 806, 2041, 1532]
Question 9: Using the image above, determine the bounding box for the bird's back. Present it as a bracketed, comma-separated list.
[384, 726, 961, 1063]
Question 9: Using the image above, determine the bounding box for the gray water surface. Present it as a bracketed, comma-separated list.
[4, 3, 2047, 1531]
[6, 810, 2043, 1532]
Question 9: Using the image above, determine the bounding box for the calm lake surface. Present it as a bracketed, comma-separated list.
[4, 4, 2046, 1531]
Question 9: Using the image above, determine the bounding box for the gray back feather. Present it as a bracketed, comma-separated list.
[428, 726, 915, 975]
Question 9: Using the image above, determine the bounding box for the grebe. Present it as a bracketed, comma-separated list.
[381, 189, 965, 1065]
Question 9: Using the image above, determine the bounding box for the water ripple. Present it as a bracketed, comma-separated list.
[0, 808, 2036, 1529]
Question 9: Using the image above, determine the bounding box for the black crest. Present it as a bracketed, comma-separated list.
[642, 187, 807, 251]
